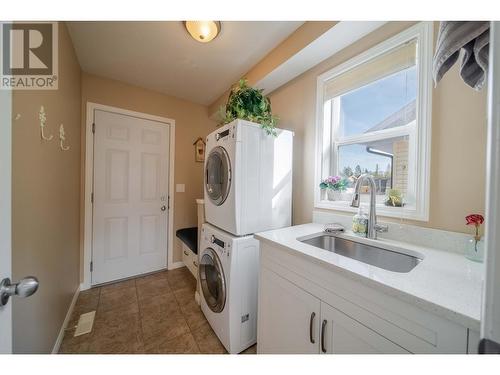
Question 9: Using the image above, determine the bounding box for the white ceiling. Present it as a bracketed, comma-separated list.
[67, 21, 304, 105]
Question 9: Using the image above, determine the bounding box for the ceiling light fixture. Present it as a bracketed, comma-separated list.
[184, 21, 221, 43]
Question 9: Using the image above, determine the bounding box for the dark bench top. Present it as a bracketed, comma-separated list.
[175, 227, 198, 254]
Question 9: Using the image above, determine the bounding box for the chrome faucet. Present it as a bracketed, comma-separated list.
[350, 174, 388, 239]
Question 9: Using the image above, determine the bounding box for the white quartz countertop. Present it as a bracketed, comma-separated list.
[255, 223, 484, 331]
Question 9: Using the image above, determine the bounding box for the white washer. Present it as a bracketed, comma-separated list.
[204, 119, 293, 236]
[198, 223, 259, 354]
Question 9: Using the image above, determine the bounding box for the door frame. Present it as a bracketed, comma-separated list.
[0, 87, 13, 353]
[82, 102, 176, 291]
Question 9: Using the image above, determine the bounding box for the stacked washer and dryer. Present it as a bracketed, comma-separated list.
[199, 119, 293, 353]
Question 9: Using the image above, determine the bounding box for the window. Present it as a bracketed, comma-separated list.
[315, 22, 432, 220]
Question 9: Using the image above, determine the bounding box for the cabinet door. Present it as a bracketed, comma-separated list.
[258, 267, 320, 354]
[320, 302, 409, 354]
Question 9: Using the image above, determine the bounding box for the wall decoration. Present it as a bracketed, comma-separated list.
[39, 106, 53, 141]
[59, 124, 70, 151]
[193, 137, 206, 162]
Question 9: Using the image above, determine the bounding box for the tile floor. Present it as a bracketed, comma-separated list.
[59, 267, 256, 354]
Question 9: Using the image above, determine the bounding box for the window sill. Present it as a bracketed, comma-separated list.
[314, 199, 429, 221]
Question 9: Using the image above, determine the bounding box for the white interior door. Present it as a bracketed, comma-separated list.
[92, 109, 170, 285]
[0, 88, 13, 353]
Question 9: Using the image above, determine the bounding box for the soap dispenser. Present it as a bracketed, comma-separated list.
[352, 205, 368, 236]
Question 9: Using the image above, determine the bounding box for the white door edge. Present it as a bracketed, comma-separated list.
[481, 21, 500, 345]
[0, 87, 13, 353]
[82, 102, 175, 290]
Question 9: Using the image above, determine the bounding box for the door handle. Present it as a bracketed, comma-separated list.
[321, 319, 327, 353]
[309, 312, 316, 344]
[0, 276, 39, 306]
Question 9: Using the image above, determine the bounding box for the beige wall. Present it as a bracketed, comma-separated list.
[80, 73, 216, 277]
[12, 23, 81, 352]
[268, 21, 487, 234]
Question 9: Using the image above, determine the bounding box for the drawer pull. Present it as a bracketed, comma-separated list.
[309, 312, 316, 344]
[193, 260, 198, 267]
[321, 319, 327, 353]
[183, 250, 189, 256]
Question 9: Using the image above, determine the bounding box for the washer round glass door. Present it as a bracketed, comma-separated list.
[205, 146, 231, 206]
[199, 248, 226, 313]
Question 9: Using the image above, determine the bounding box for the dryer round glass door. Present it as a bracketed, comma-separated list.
[205, 146, 231, 206]
[199, 248, 226, 313]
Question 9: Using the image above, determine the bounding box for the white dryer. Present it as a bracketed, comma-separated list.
[204, 119, 293, 236]
[198, 223, 259, 354]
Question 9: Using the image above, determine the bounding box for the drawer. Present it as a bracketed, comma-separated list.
[182, 244, 198, 279]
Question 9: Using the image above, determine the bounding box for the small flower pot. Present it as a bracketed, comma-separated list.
[326, 190, 343, 201]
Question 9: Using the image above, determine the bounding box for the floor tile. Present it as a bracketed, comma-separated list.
[166, 267, 197, 291]
[173, 286, 196, 306]
[68, 288, 101, 326]
[180, 300, 208, 332]
[136, 277, 172, 301]
[145, 332, 200, 354]
[88, 325, 144, 354]
[139, 292, 180, 321]
[135, 270, 168, 286]
[58, 330, 92, 354]
[100, 279, 136, 295]
[98, 286, 138, 313]
[191, 322, 227, 354]
[58, 269, 248, 355]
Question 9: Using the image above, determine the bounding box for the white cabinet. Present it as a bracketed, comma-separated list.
[320, 301, 409, 354]
[257, 242, 471, 354]
[257, 267, 320, 354]
[258, 267, 409, 354]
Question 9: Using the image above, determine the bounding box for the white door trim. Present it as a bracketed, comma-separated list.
[0, 87, 13, 353]
[82, 102, 175, 291]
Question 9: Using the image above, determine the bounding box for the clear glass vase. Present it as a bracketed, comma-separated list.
[465, 236, 485, 263]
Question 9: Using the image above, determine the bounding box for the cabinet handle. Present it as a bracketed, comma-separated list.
[309, 312, 316, 344]
[193, 260, 198, 267]
[183, 250, 189, 256]
[321, 319, 327, 353]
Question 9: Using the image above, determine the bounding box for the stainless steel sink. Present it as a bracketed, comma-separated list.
[299, 234, 422, 273]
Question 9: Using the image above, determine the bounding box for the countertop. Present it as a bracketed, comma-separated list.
[255, 223, 484, 331]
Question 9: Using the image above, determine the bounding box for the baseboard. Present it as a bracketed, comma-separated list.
[52, 286, 80, 354]
[168, 261, 185, 270]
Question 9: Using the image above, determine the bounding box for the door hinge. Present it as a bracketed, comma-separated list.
[92, 123, 95, 134]
[168, 195, 170, 209]
[90, 261, 93, 272]
[91, 192, 94, 204]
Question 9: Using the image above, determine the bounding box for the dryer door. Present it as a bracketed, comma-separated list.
[199, 247, 226, 313]
[205, 146, 231, 206]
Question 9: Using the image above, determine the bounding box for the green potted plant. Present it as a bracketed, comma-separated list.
[319, 176, 348, 201]
[384, 188, 404, 207]
[219, 78, 279, 136]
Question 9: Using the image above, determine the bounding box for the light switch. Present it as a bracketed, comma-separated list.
[176, 184, 185, 193]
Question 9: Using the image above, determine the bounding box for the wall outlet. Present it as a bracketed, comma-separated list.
[176, 184, 185, 193]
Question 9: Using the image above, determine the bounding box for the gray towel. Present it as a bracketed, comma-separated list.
[433, 21, 490, 90]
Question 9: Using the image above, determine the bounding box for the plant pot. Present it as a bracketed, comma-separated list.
[326, 190, 343, 201]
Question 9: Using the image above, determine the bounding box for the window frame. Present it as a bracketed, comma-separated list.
[314, 22, 433, 221]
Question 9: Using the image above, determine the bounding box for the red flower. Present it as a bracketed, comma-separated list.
[466, 214, 484, 226]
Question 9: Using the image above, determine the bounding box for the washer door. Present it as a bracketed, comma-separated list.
[199, 248, 226, 313]
[205, 146, 231, 206]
